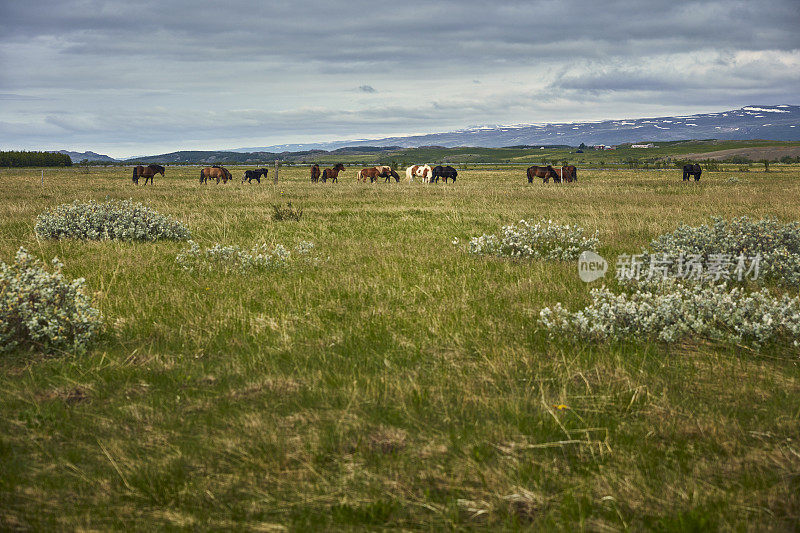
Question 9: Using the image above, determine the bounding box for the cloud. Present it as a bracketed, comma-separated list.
[0, 0, 798, 156]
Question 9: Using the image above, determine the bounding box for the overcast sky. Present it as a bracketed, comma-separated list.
[1, 0, 798, 157]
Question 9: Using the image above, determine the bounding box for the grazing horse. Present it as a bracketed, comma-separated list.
[683, 164, 702, 181]
[431, 165, 458, 183]
[406, 164, 433, 182]
[375, 166, 400, 182]
[132, 164, 164, 185]
[321, 163, 345, 183]
[527, 165, 558, 183]
[552, 165, 578, 183]
[358, 166, 400, 183]
[200, 165, 233, 184]
[310, 164, 321, 183]
[242, 168, 268, 183]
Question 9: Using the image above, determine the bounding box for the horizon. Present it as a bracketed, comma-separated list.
[48, 103, 800, 160]
[2, 1, 799, 159]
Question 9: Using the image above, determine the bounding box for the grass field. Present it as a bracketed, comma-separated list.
[1, 165, 799, 530]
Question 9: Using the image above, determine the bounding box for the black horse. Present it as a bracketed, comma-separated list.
[431, 165, 458, 183]
[242, 168, 269, 183]
[683, 164, 702, 181]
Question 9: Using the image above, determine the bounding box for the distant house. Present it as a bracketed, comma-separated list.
[592, 145, 616, 150]
[630, 143, 656, 148]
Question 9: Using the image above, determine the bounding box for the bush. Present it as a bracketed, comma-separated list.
[640, 216, 800, 286]
[465, 219, 600, 261]
[1, 248, 102, 354]
[35, 199, 190, 241]
[272, 202, 303, 222]
[176, 240, 315, 273]
[539, 281, 800, 349]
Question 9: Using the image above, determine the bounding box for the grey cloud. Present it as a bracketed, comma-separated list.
[1, 0, 798, 156]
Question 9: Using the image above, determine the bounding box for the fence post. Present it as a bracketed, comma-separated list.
[274, 160, 279, 183]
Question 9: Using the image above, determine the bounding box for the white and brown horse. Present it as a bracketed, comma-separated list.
[405, 164, 433, 182]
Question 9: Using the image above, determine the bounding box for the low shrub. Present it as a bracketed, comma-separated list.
[35, 199, 190, 241]
[539, 281, 800, 349]
[1, 248, 102, 354]
[176, 240, 315, 273]
[640, 216, 800, 286]
[272, 202, 303, 221]
[465, 219, 600, 261]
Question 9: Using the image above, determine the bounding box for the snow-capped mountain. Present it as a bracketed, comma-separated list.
[238, 105, 800, 151]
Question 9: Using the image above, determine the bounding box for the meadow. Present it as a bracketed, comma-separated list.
[1, 164, 799, 530]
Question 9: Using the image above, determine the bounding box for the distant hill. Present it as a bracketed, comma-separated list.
[51, 150, 119, 163]
[122, 146, 406, 164]
[233, 105, 800, 152]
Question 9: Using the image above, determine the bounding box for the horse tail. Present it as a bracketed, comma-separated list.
[199, 169, 204, 183]
[133, 167, 137, 183]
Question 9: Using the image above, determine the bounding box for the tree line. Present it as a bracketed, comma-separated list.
[0, 151, 73, 167]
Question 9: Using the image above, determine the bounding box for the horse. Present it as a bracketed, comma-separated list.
[551, 165, 578, 183]
[431, 165, 458, 183]
[683, 164, 702, 181]
[200, 165, 233, 184]
[527, 165, 558, 183]
[406, 164, 433, 182]
[242, 168, 268, 183]
[358, 166, 400, 183]
[356, 167, 372, 182]
[132, 164, 164, 185]
[375, 166, 400, 182]
[321, 163, 345, 183]
[310, 164, 321, 183]
[417, 164, 433, 182]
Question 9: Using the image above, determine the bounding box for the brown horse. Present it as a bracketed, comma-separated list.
[357, 166, 400, 183]
[527, 165, 558, 183]
[310, 164, 321, 183]
[200, 165, 233, 184]
[132, 164, 164, 185]
[552, 165, 578, 183]
[321, 163, 345, 183]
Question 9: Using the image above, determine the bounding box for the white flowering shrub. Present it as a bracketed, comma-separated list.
[176, 240, 314, 273]
[35, 199, 190, 241]
[466, 219, 600, 261]
[1, 248, 102, 354]
[640, 216, 800, 286]
[539, 280, 800, 350]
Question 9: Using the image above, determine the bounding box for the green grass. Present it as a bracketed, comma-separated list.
[1, 165, 799, 530]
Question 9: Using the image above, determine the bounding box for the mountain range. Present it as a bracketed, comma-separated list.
[54, 105, 800, 163]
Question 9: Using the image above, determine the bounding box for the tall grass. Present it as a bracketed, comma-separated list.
[0, 165, 798, 529]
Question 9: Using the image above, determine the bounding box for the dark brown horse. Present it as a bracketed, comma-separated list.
[682, 164, 701, 181]
[552, 165, 578, 183]
[132, 164, 164, 185]
[527, 165, 558, 183]
[310, 164, 321, 183]
[242, 168, 268, 183]
[200, 165, 233, 184]
[321, 163, 345, 183]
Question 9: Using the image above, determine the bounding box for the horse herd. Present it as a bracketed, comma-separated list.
[130, 162, 702, 186]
